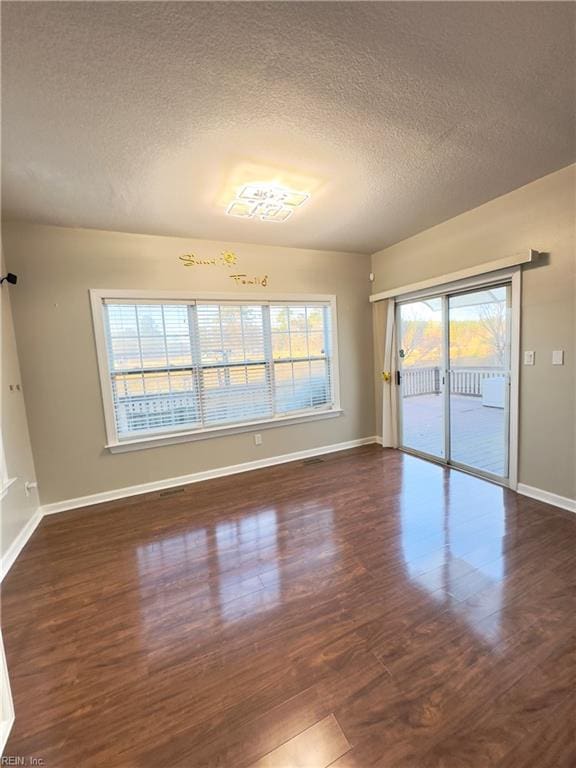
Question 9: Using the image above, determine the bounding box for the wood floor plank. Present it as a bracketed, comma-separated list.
[496, 695, 576, 768]
[246, 714, 351, 768]
[137, 684, 331, 768]
[2, 446, 574, 767]
[413, 631, 576, 767]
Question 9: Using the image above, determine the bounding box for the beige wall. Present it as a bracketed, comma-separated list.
[371, 164, 576, 500]
[1, 253, 40, 560]
[2, 223, 374, 505]
[3, 165, 573, 508]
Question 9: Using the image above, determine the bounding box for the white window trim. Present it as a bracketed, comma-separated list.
[89, 289, 342, 453]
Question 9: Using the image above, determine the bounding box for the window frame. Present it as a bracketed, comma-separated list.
[90, 289, 342, 453]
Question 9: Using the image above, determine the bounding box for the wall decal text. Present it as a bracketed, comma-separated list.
[179, 250, 238, 268]
[229, 274, 269, 287]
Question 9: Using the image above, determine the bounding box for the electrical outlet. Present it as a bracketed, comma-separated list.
[523, 350, 535, 366]
[254, 433, 262, 446]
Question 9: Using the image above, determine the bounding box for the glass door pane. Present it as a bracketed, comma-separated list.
[398, 297, 445, 459]
[448, 285, 511, 478]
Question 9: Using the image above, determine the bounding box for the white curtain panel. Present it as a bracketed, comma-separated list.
[381, 298, 398, 448]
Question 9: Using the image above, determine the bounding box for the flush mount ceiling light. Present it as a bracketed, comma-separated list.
[219, 162, 322, 224]
[226, 183, 310, 223]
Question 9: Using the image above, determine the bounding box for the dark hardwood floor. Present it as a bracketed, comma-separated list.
[2, 446, 575, 767]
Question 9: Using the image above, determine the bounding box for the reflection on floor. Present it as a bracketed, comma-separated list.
[402, 393, 507, 475]
[3, 446, 575, 767]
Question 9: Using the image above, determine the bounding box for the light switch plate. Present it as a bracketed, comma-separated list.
[552, 350, 564, 366]
[523, 350, 535, 366]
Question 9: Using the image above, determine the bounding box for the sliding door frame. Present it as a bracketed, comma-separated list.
[395, 266, 520, 490]
[396, 295, 447, 465]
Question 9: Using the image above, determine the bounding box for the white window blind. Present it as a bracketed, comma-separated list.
[100, 297, 336, 442]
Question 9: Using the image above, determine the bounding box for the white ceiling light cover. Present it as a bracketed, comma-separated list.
[227, 183, 309, 222]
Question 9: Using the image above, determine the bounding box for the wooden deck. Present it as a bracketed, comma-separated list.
[3, 446, 575, 766]
[402, 393, 507, 476]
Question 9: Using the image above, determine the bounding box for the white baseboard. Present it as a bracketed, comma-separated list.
[41, 436, 380, 516]
[1, 507, 43, 583]
[517, 483, 576, 514]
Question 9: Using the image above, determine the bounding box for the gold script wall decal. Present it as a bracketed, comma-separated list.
[229, 274, 269, 287]
[178, 251, 269, 286]
[179, 250, 239, 268]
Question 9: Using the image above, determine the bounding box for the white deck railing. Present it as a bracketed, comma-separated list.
[402, 366, 505, 397]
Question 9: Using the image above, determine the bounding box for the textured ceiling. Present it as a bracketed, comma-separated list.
[2, 2, 575, 254]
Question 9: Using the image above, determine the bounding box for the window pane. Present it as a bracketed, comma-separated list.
[310, 359, 330, 406]
[166, 336, 193, 367]
[274, 360, 331, 413]
[270, 306, 289, 332]
[136, 305, 164, 336]
[270, 304, 332, 413]
[307, 332, 325, 357]
[105, 303, 201, 437]
[289, 306, 306, 331]
[289, 332, 308, 359]
[140, 336, 167, 368]
[111, 369, 201, 436]
[196, 304, 272, 425]
[110, 338, 141, 371]
[272, 332, 290, 360]
[163, 305, 190, 335]
[306, 307, 324, 331]
[106, 305, 138, 337]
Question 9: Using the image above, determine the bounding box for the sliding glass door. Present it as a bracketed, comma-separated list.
[448, 285, 511, 477]
[397, 281, 512, 483]
[398, 298, 445, 460]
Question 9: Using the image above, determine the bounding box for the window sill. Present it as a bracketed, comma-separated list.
[106, 408, 344, 453]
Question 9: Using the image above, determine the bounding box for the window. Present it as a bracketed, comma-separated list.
[91, 291, 340, 451]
